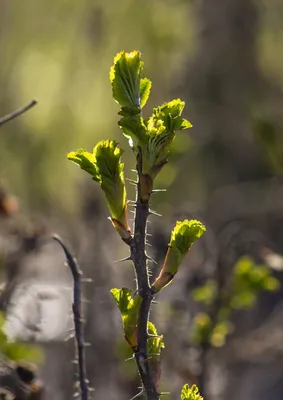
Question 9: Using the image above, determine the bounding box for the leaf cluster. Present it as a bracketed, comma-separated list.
[191, 256, 280, 347]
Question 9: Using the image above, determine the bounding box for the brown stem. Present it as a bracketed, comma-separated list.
[130, 152, 159, 400]
[0, 100, 37, 127]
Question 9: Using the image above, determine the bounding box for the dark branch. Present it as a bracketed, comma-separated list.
[0, 100, 37, 127]
[53, 235, 88, 400]
[130, 153, 159, 400]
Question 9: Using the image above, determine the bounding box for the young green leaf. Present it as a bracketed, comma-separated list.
[68, 140, 131, 240]
[181, 384, 203, 400]
[111, 288, 142, 350]
[140, 77, 152, 108]
[152, 220, 206, 293]
[110, 51, 144, 110]
[147, 321, 164, 389]
[147, 321, 164, 357]
[67, 149, 99, 180]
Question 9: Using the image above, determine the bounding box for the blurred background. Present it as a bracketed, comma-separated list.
[1, 0, 283, 399]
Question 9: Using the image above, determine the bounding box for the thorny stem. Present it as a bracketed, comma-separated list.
[53, 235, 88, 400]
[0, 100, 37, 127]
[130, 151, 159, 400]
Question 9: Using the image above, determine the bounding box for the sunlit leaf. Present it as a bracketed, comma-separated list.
[152, 220, 206, 293]
[181, 384, 203, 400]
[111, 288, 142, 349]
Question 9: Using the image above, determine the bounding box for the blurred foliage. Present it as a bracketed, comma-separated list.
[0, 312, 43, 363]
[191, 256, 280, 348]
[253, 117, 283, 177]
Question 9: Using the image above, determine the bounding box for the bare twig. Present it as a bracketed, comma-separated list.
[53, 235, 88, 400]
[0, 100, 37, 127]
[129, 152, 159, 400]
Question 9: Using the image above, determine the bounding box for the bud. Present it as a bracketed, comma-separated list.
[152, 219, 206, 293]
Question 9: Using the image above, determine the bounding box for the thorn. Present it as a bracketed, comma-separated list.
[81, 278, 93, 283]
[88, 387, 95, 392]
[72, 359, 79, 364]
[152, 188, 167, 193]
[151, 300, 158, 304]
[125, 355, 135, 362]
[149, 209, 162, 217]
[145, 242, 152, 247]
[147, 334, 163, 339]
[146, 233, 152, 237]
[64, 333, 75, 342]
[130, 390, 145, 400]
[146, 255, 157, 264]
[130, 210, 136, 215]
[73, 392, 80, 398]
[114, 255, 132, 263]
[126, 178, 138, 186]
[159, 392, 170, 397]
[83, 342, 92, 347]
[82, 298, 91, 304]
[131, 169, 138, 174]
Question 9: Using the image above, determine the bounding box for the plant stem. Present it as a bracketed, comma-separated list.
[0, 100, 37, 127]
[130, 152, 159, 400]
[53, 235, 88, 400]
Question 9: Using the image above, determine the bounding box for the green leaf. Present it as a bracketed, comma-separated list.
[111, 288, 142, 349]
[152, 220, 206, 293]
[181, 384, 203, 400]
[67, 149, 99, 181]
[147, 321, 164, 357]
[140, 78, 152, 108]
[118, 115, 147, 148]
[149, 99, 192, 133]
[110, 50, 143, 109]
[139, 98, 192, 182]
[68, 140, 130, 239]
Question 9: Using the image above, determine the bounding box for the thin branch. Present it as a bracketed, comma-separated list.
[0, 100, 37, 127]
[130, 152, 159, 400]
[53, 234, 88, 400]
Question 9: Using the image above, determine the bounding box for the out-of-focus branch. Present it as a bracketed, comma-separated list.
[0, 100, 37, 127]
[53, 235, 88, 400]
[0, 362, 44, 400]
